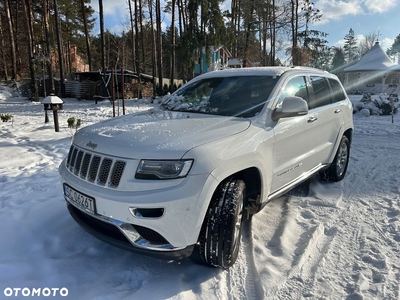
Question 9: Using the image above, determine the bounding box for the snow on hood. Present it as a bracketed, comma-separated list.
[73, 110, 250, 159]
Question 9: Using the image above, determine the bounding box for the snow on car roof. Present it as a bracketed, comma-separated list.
[194, 66, 331, 80]
[197, 67, 290, 79]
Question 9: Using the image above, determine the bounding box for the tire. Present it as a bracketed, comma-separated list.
[199, 178, 246, 269]
[320, 135, 350, 182]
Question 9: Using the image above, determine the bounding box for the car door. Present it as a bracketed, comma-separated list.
[308, 76, 344, 164]
[271, 75, 322, 193]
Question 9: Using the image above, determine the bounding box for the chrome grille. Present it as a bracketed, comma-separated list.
[66, 145, 126, 188]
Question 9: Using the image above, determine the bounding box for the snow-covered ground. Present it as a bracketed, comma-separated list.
[0, 94, 399, 300]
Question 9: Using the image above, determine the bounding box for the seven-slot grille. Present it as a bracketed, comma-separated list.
[66, 145, 126, 188]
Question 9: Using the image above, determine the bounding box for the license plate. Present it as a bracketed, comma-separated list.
[64, 184, 96, 214]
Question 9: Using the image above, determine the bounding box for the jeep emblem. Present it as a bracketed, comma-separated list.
[86, 141, 98, 150]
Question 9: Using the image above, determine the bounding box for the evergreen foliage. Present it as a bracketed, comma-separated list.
[67, 117, 82, 132]
[0, 113, 13, 122]
[3, 0, 396, 95]
[331, 47, 345, 71]
[343, 28, 358, 62]
[387, 34, 400, 61]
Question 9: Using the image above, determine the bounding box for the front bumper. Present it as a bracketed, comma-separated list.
[67, 202, 195, 259]
[59, 158, 220, 253]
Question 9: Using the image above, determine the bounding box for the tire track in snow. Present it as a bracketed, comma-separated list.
[267, 195, 342, 299]
[222, 218, 265, 300]
[305, 136, 400, 299]
[241, 218, 265, 300]
[260, 195, 324, 299]
[263, 139, 387, 299]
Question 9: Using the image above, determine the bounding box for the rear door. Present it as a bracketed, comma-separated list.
[308, 76, 343, 163]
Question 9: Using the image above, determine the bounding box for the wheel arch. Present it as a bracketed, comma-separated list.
[328, 126, 353, 164]
[343, 128, 353, 145]
[233, 167, 263, 216]
[195, 166, 263, 242]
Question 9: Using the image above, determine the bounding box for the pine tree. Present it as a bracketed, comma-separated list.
[331, 47, 345, 71]
[299, 29, 330, 70]
[387, 33, 400, 63]
[343, 28, 358, 62]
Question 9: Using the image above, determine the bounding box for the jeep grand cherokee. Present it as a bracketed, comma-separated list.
[59, 67, 353, 269]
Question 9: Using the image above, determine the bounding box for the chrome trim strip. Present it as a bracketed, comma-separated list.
[267, 163, 327, 201]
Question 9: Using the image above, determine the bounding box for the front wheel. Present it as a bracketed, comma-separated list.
[320, 135, 350, 182]
[199, 178, 246, 269]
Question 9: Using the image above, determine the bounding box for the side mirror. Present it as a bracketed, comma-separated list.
[272, 96, 308, 122]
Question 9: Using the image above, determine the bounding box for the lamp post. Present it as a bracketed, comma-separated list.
[41, 95, 64, 132]
[33, 49, 51, 123]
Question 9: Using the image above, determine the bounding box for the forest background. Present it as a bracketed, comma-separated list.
[1, 0, 400, 100]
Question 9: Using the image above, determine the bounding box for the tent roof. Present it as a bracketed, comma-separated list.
[344, 42, 400, 72]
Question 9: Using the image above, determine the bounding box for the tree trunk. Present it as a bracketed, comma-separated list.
[177, 0, 185, 35]
[4, 0, 18, 80]
[170, 0, 176, 89]
[134, 0, 141, 98]
[243, 0, 255, 67]
[270, 0, 276, 65]
[81, 0, 92, 71]
[0, 13, 9, 80]
[291, 0, 300, 65]
[148, 0, 156, 96]
[156, 0, 163, 93]
[22, 0, 38, 101]
[53, 0, 65, 97]
[43, 0, 55, 94]
[139, 0, 145, 74]
[128, 0, 136, 72]
[99, 0, 105, 73]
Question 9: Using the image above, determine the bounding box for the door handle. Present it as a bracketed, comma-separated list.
[334, 109, 342, 114]
[308, 116, 318, 123]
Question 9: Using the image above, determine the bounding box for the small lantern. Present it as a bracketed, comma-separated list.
[41, 95, 64, 132]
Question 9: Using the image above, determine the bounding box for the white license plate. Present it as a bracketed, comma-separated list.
[64, 184, 96, 214]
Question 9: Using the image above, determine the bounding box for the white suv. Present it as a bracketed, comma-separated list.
[59, 67, 353, 268]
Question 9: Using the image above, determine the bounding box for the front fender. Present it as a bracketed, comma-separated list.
[184, 125, 276, 231]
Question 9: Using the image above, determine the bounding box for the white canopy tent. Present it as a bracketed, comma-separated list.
[344, 42, 400, 94]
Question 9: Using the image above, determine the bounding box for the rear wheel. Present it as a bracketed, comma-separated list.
[320, 135, 350, 182]
[199, 178, 246, 269]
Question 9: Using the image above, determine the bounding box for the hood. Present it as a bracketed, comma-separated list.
[73, 110, 250, 159]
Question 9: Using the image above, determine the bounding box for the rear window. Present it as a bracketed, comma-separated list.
[328, 78, 347, 102]
[310, 76, 332, 108]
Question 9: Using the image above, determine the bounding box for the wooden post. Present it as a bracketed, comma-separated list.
[122, 67, 125, 115]
[111, 69, 115, 117]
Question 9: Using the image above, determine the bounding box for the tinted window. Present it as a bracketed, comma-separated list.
[276, 76, 310, 108]
[328, 78, 347, 102]
[310, 76, 332, 107]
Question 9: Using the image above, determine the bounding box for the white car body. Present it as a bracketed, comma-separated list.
[59, 67, 354, 265]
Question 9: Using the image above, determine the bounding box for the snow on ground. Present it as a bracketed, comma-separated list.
[0, 94, 399, 300]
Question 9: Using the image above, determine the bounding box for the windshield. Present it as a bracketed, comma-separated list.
[160, 75, 279, 117]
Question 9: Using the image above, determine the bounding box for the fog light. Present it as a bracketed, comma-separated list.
[129, 207, 165, 218]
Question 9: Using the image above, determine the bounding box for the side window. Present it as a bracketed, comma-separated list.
[310, 76, 332, 107]
[328, 78, 347, 102]
[276, 76, 310, 108]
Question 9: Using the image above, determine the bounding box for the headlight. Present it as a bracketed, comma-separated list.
[135, 159, 193, 179]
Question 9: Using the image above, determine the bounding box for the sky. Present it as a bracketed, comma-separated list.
[88, 0, 399, 54]
[308, 0, 399, 51]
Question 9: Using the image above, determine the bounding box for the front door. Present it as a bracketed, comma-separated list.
[271, 76, 321, 192]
